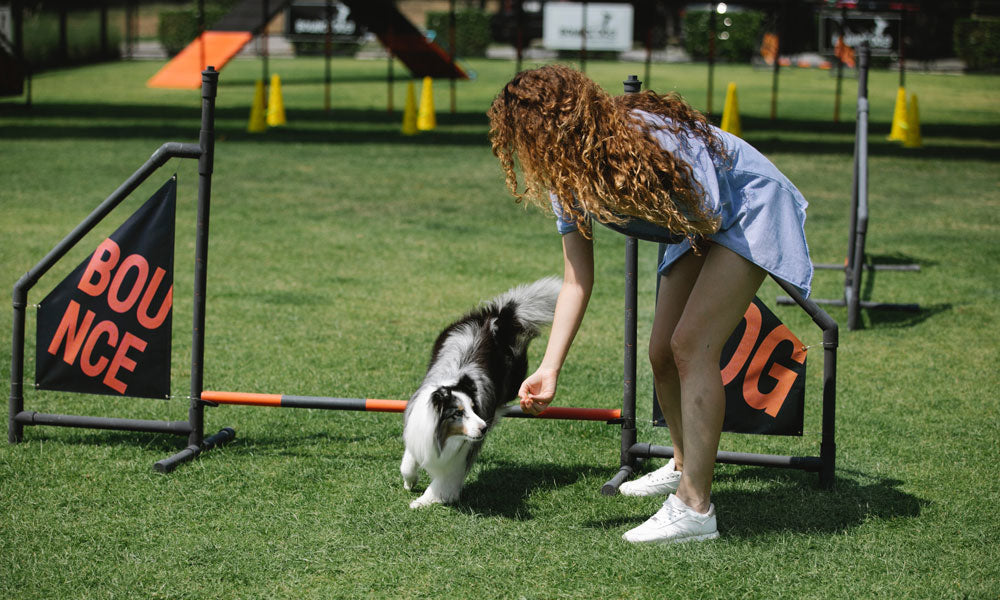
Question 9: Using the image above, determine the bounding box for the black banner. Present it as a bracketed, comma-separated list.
[35, 178, 176, 399]
[719, 297, 806, 436]
[654, 296, 806, 436]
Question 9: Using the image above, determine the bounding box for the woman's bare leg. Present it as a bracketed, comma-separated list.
[648, 250, 706, 472]
[669, 244, 765, 513]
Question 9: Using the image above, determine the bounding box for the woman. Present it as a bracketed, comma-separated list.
[488, 65, 812, 545]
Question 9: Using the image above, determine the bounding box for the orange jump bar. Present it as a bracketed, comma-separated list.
[200, 391, 620, 422]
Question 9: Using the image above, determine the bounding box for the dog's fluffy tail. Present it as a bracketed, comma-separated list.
[485, 276, 561, 336]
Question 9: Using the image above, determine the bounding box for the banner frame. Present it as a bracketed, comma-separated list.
[8, 67, 234, 472]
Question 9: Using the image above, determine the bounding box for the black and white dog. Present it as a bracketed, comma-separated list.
[401, 277, 561, 508]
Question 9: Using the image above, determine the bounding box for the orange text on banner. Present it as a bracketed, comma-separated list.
[45, 237, 172, 395]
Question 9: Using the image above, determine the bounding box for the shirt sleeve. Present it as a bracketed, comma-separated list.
[550, 191, 587, 235]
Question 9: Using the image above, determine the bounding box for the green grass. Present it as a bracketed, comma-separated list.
[2, 57, 999, 599]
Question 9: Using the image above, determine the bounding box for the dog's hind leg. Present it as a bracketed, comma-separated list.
[401, 449, 419, 492]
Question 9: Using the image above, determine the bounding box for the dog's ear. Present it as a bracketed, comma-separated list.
[431, 387, 451, 410]
[454, 375, 477, 398]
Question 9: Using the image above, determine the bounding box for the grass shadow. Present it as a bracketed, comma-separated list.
[16, 427, 192, 454]
[584, 466, 926, 537]
[714, 467, 927, 538]
[456, 459, 611, 520]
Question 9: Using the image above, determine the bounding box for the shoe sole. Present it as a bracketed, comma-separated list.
[618, 485, 678, 497]
[622, 530, 719, 545]
[657, 530, 719, 545]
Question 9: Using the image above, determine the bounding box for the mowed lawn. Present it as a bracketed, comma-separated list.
[1, 56, 998, 599]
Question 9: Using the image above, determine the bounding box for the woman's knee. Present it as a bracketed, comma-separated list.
[648, 335, 677, 380]
[668, 325, 717, 377]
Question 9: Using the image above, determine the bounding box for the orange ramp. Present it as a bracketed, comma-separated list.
[147, 31, 253, 89]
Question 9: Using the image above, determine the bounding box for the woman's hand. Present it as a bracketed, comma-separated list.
[518, 367, 559, 415]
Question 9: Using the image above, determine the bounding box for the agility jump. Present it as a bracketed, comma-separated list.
[778, 44, 920, 330]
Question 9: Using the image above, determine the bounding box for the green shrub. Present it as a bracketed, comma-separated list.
[21, 9, 121, 70]
[157, 6, 228, 57]
[683, 9, 764, 62]
[954, 17, 1000, 71]
[425, 9, 491, 57]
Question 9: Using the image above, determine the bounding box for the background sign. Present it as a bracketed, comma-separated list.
[819, 10, 900, 56]
[35, 178, 176, 399]
[543, 2, 634, 52]
[284, 1, 366, 42]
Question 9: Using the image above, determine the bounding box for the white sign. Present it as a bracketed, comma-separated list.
[543, 3, 634, 52]
[0, 6, 12, 43]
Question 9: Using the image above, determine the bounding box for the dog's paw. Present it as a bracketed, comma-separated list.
[402, 474, 418, 492]
[409, 491, 442, 509]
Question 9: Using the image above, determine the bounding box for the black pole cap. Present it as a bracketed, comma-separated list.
[623, 74, 642, 94]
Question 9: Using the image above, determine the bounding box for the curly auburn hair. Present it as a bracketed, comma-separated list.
[488, 64, 726, 242]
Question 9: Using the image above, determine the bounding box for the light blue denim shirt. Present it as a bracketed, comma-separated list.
[552, 110, 813, 297]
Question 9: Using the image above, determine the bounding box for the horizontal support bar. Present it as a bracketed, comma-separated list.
[14, 411, 192, 435]
[778, 296, 845, 307]
[813, 262, 919, 272]
[777, 296, 920, 312]
[628, 443, 823, 472]
[600, 465, 635, 496]
[201, 391, 621, 422]
[153, 427, 235, 473]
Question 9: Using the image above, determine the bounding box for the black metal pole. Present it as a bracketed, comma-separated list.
[847, 46, 869, 331]
[773, 278, 837, 489]
[845, 45, 868, 306]
[198, 0, 206, 71]
[262, 0, 269, 88]
[190, 67, 218, 444]
[629, 443, 823, 471]
[324, 0, 333, 113]
[449, 0, 457, 113]
[154, 67, 238, 474]
[707, 9, 715, 116]
[819, 319, 838, 488]
[514, 0, 524, 74]
[386, 24, 394, 113]
[898, 10, 905, 88]
[8, 289, 26, 444]
[770, 2, 784, 120]
[602, 75, 642, 496]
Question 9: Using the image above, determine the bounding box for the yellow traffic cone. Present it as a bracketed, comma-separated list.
[416, 76, 436, 131]
[888, 86, 908, 142]
[720, 82, 742, 137]
[266, 74, 286, 127]
[401, 80, 418, 135]
[247, 79, 267, 133]
[903, 93, 922, 148]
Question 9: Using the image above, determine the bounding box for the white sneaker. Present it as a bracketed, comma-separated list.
[618, 458, 681, 497]
[622, 493, 719, 545]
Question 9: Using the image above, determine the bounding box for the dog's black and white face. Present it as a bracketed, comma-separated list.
[430, 376, 488, 452]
